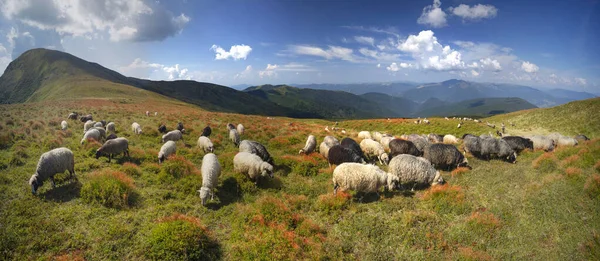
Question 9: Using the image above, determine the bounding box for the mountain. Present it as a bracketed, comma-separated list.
[544, 88, 597, 102]
[294, 82, 417, 96]
[230, 84, 252, 90]
[359, 92, 418, 117]
[417, 97, 537, 117]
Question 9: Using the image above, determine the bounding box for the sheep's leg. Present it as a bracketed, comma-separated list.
[333, 183, 339, 195]
[108, 154, 112, 163]
[50, 177, 56, 188]
[211, 191, 214, 200]
[411, 183, 416, 192]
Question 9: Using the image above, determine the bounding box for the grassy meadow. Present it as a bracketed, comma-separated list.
[0, 97, 599, 260]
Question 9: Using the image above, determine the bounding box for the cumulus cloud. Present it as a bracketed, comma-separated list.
[210, 44, 253, 60]
[259, 63, 315, 78]
[234, 65, 253, 79]
[575, 77, 587, 85]
[259, 64, 278, 78]
[479, 58, 502, 71]
[0, 0, 190, 42]
[417, 0, 447, 28]
[471, 70, 479, 77]
[377, 63, 381, 68]
[0, 44, 12, 73]
[289, 45, 357, 62]
[119, 58, 191, 80]
[266, 64, 278, 70]
[354, 36, 375, 46]
[521, 61, 539, 73]
[386, 62, 412, 72]
[449, 4, 498, 20]
[358, 48, 400, 62]
[397, 30, 464, 70]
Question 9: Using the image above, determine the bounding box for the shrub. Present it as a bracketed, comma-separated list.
[81, 170, 136, 209]
[421, 184, 469, 215]
[0, 134, 12, 149]
[584, 174, 600, 200]
[121, 162, 142, 177]
[466, 210, 502, 236]
[293, 161, 319, 177]
[147, 214, 220, 261]
[595, 160, 600, 173]
[159, 155, 198, 180]
[456, 247, 493, 261]
[532, 153, 558, 173]
[564, 167, 582, 178]
[451, 167, 470, 178]
[315, 192, 351, 215]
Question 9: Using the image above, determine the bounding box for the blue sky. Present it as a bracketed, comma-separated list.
[0, 0, 598, 92]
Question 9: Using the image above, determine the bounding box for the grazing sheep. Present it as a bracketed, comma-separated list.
[105, 122, 116, 134]
[547, 132, 563, 144]
[162, 130, 183, 143]
[106, 133, 117, 141]
[406, 134, 430, 152]
[443, 134, 459, 144]
[131, 122, 142, 135]
[237, 124, 245, 135]
[239, 140, 273, 164]
[557, 136, 578, 147]
[68, 112, 78, 120]
[341, 137, 366, 161]
[463, 135, 483, 158]
[95, 137, 129, 162]
[154, 112, 158, 116]
[427, 134, 444, 143]
[371, 131, 383, 142]
[177, 122, 184, 132]
[157, 124, 167, 134]
[332, 163, 398, 197]
[299, 135, 317, 154]
[380, 136, 396, 151]
[80, 114, 93, 122]
[480, 133, 494, 139]
[358, 131, 372, 140]
[198, 153, 221, 206]
[502, 136, 534, 154]
[61, 121, 68, 130]
[227, 123, 236, 130]
[526, 135, 555, 152]
[91, 127, 107, 140]
[201, 126, 211, 137]
[324, 136, 340, 147]
[389, 139, 422, 158]
[360, 138, 390, 165]
[423, 144, 469, 171]
[146, 111, 150, 116]
[29, 147, 76, 194]
[83, 120, 96, 134]
[327, 145, 366, 166]
[319, 142, 332, 159]
[229, 129, 240, 147]
[388, 154, 443, 190]
[158, 141, 177, 164]
[99, 120, 107, 127]
[81, 129, 101, 144]
[457, 123, 462, 128]
[233, 152, 274, 185]
[480, 138, 517, 163]
[93, 121, 103, 128]
[197, 136, 214, 153]
[574, 134, 590, 143]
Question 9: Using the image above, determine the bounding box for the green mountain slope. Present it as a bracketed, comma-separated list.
[417, 97, 537, 117]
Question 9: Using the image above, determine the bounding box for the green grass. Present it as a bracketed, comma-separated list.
[0, 97, 599, 260]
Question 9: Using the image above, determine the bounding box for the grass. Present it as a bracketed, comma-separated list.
[0, 97, 599, 260]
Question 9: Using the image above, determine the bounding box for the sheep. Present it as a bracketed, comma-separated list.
[233, 152, 274, 185]
[324, 136, 340, 147]
[80, 114, 93, 122]
[105, 122, 116, 134]
[406, 134, 430, 152]
[61, 121, 68, 130]
[372, 131, 383, 142]
[388, 154, 443, 190]
[380, 136, 396, 151]
[83, 120, 96, 133]
[360, 138, 390, 165]
[427, 134, 444, 143]
[81, 129, 101, 144]
[480, 138, 517, 163]
[68, 112, 78, 120]
[158, 141, 177, 164]
[526, 135, 555, 152]
[198, 153, 221, 206]
[557, 136, 578, 147]
[162, 130, 183, 143]
[131, 122, 142, 135]
[154, 112, 158, 116]
[319, 142, 332, 159]
[201, 126, 211, 137]
[574, 134, 590, 143]
[358, 131, 372, 140]
[227, 123, 236, 130]
[332, 163, 398, 197]
[423, 144, 470, 171]
[463, 135, 483, 158]
[95, 137, 129, 162]
[177, 122, 184, 132]
[229, 129, 240, 146]
[547, 132, 563, 144]
[389, 139, 422, 158]
[480, 133, 494, 139]
[93, 121, 103, 128]
[340, 137, 366, 161]
[237, 124, 245, 135]
[443, 134, 459, 144]
[29, 147, 76, 194]
[106, 133, 117, 141]
[157, 124, 167, 134]
[146, 111, 150, 116]
[197, 136, 214, 153]
[239, 140, 273, 164]
[91, 127, 106, 140]
[299, 135, 317, 154]
[502, 136, 533, 154]
[327, 145, 366, 167]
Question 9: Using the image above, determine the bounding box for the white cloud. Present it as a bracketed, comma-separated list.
[289, 45, 357, 62]
[354, 36, 375, 46]
[521, 61, 539, 73]
[377, 63, 381, 68]
[467, 62, 479, 68]
[479, 58, 502, 71]
[266, 64, 278, 70]
[259, 64, 277, 78]
[575, 77, 587, 85]
[0, 43, 12, 73]
[358, 48, 400, 62]
[471, 70, 479, 76]
[210, 44, 253, 60]
[119, 58, 190, 80]
[449, 4, 498, 20]
[234, 65, 253, 79]
[387, 63, 399, 72]
[397, 30, 464, 71]
[417, 0, 447, 28]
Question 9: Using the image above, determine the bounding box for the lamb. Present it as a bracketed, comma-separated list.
[233, 152, 274, 185]
[327, 145, 366, 166]
[427, 134, 444, 143]
[201, 126, 211, 137]
[198, 153, 221, 206]
[423, 144, 470, 171]
[131, 122, 142, 135]
[197, 136, 214, 153]
[158, 141, 177, 163]
[80, 114, 93, 122]
[93, 121, 103, 128]
[443, 134, 459, 144]
[80, 129, 101, 144]
[158, 124, 167, 134]
[388, 154, 443, 190]
[61, 121, 68, 130]
[68, 112, 78, 120]
[357, 131, 372, 140]
[319, 142, 332, 159]
[237, 124, 245, 135]
[360, 138, 390, 165]
[95, 137, 129, 162]
[574, 134, 590, 143]
[29, 147, 76, 194]
[299, 135, 317, 154]
[502, 136, 534, 154]
[162, 130, 183, 143]
[341, 137, 366, 161]
[526, 135, 555, 152]
[380, 136, 396, 151]
[229, 129, 240, 146]
[323, 136, 340, 147]
[332, 163, 398, 197]
[389, 139, 422, 158]
[83, 120, 96, 133]
[480, 138, 517, 163]
[105, 122, 116, 134]
[239, 140, 273, 164]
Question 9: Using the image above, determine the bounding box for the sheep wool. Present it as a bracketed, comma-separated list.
[91, 127, 106, 140]
[237, 124, 245, 135]
[341, 137, 366, 161]
[556, 136, 578, 147]
[199, 153, 221, 205]
[358, 131, 372, 140]
[229, 129, 240, 147]
[158, 141, 177, 163]
[327, 145, 365, 166]
[388, 154, 443, 190]
[443, 134, 459, 144]
[29, 147, 76, 194]
[359, 138, 390, 165]
[96, 137, 129, 162]
[233, 152, 273, 185]
[105, 122, 116, 134]
[423, 144, 469, 171]
[389, 139, 422, 158]
[323, 136, 340, 147]
[239, 140, 273, 164]
[61, 121, 68, 130]
[380, 136, 395, 151]
[162, 130, 183, 143]
[197, 136, 214, 153]
[299, 135, 317, 154]
[93, 121, 103, 128]
[371, 131, 383, 142]
[83, 120, 96, 134]
[332, 163, 398, 196]
[131, 122, 142, 135]
[81, 129, 101, 144]
[319, 142, 332, 159]
[526, 135, 555, 152]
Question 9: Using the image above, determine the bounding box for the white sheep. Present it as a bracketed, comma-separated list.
[557, 136, 578, 147]
[299, 135, 317, 154]
[61, 120, 68, 130]
[229, 129, 240, 147]
[95, 137, 129, 162]
[198, 153, 221, 206]
[371, 131, 383, 142]
[158, 140, 177, 163]
[237, 124, 245, 135]
[319, 141, 332, 159]
[197, 136, 214, 153]
[93, 121, 103, 128]
[380, 136, 395, 151]
[83, 120, 96, 134]
[233, 152, 274, 185]
[526, 135, 555, 151]
[105, 122, 116, 134]
[81, 129, 101, 144]
[91, 127, 106, 140]
[162, 130, 183, 143]
[323, 135, 339, 147]
[332, 163, 398, 197]
[29, 147, 76, 194]
[358, 131, 372, 140]
[131, 122, 142, 135]
[388, 154, 443, 190]
[145, 111, 150, 116]
[154, 112, 158, 116]
[360, 138, 390, 165]
[443, 134, 459, 144]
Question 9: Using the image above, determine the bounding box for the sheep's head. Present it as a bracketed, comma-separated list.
[158, 152, 165, 164]
[379, 153, 390, 165]
[387, 174, 400, 191]
[208, 146, 214, 153]
[432, 171, 444, 186]
[298, 149, 305, 155]
[525, 139, 534, 150]
[29, 174, 40, 194]
[198, 187, 210, 206]
[261, 162, 274, 178]
[507, 152, 517, 163]
[95, 149, 103, 159]
[458, 156, 471, 169]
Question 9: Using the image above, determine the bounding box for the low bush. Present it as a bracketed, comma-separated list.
[81, 170, 136, 209]
[584, 174, 600, 200]
[532, 153, 558, 173]
[421, 184, 469, 215]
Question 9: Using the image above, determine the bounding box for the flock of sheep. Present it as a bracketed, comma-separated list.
[29, 112, 591, 204]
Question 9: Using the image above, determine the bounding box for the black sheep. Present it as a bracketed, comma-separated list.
[502, 136, 533, 154]
[423, 144, 470, 171]
[177, 122, 184, 132]
[340, 137, 366, 161]
[327, 145, 365, 166]
[201, 126, 212, 137]
[80, 114, 93, 122]
[389, 139, 422, 158]
[158, 124, 167, 134]
[106, 133, 118, 141]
